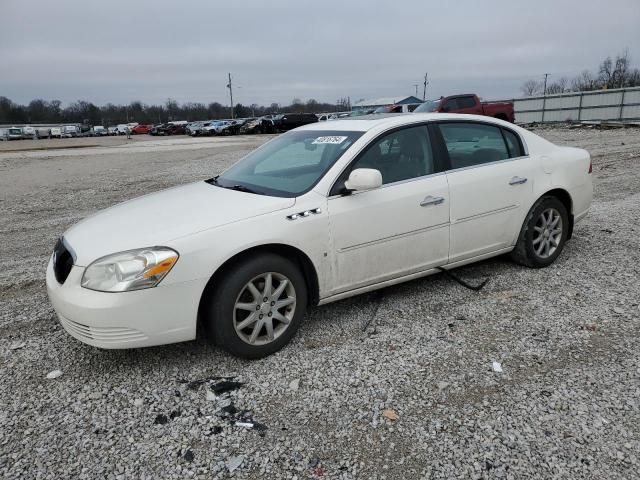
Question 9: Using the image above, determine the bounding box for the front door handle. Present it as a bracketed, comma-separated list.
[509, 176, 528, 185]
[420, 195, 445, 207]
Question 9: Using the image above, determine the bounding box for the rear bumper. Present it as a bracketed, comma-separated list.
[46, 258, 205, 349]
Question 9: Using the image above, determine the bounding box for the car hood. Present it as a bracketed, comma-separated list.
[64, 181, 295, 266]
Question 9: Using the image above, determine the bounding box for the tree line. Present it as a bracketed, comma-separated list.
[521, 49, 640, 96]
[0, 96, 352, 126]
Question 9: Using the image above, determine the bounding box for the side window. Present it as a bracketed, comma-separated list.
[441, 98, 457, 112]
[335, 126, 435, 191]
[502, 128, 524, 157]
[439, 122, 509, 170]
[456, 96, 476, 109]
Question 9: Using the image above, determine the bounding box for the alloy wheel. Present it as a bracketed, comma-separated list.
[532, 207, 563, 258]
[233, 272, 296, 346]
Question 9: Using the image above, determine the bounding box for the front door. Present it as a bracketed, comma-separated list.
[327, 125, 450, 294]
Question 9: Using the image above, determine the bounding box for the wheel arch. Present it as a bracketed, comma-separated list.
[494, 113, 508, 121]
[539, 187, 574, 239]
[196, 243, 320, 335]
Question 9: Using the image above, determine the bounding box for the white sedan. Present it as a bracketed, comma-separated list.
[47, 114, 593, 358]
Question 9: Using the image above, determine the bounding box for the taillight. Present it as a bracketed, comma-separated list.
[588, 159, 592, 174]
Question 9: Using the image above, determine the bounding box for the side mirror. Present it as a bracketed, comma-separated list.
[344, 168, 382, 192]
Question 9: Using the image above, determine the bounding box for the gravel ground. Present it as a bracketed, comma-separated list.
[1, 127, 639, 479]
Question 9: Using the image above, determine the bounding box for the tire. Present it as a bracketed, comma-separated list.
[511, 195, 569, 268]
[204, 253, 308, 359]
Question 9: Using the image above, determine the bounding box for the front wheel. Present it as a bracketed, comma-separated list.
[204, 253, 307, 359]
[511, 196, 569, 268]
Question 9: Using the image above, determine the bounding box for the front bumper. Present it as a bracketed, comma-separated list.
[46, 257, 206, 349]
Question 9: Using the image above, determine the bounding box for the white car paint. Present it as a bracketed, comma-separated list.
[47, 113, 592, 349]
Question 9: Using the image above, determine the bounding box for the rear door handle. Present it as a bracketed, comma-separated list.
[509, 176, 527, 185]
[420, 195, 445, 207]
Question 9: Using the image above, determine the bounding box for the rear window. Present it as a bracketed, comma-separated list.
[456, 96, 476, 108]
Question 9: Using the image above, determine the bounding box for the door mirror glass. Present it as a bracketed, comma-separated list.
[344, 168, 382, 191]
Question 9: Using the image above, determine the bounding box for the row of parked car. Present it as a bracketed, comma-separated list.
[180, 113, 324, 137]
[1, 94, 515, 141]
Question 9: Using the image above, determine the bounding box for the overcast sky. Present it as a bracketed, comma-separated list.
[2, 0, 639, 107]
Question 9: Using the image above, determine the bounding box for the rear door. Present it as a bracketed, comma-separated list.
[327, 124, 450, 294]
[436, 121, 534, 262]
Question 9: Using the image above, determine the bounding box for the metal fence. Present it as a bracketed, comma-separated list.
[512, 86, 640, 124]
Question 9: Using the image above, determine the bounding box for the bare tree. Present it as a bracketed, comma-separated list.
[571, 70, 597, 92]
[598, 56, 614, 88]
[546, 77, 568, 94]
[612, 49, 630, 88]
[626, 68, 640, 87]
[521, 79, 542, 96]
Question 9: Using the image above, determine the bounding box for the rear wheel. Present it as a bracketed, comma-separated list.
[204, 253, 307, 359]
[511, 196, 569, 268]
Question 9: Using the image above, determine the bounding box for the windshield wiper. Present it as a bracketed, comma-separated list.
[206, 176, 263, 195]
[226, 184, 262, 195]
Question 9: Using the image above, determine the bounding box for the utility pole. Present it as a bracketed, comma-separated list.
[543, 73, 550, 96]
[227, 73, 234, 119]
[423, 73, 429, 101]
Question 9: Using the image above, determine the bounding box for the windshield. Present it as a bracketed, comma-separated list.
[215, 130, 363, 197]
[414, 100, 441, 112]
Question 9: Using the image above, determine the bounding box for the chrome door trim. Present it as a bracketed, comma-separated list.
[340, 222, 449, 252]
[453, 205, 518, 224]
[444, 155, 530, 174]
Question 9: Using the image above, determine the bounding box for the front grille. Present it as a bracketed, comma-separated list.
[53, 238, 74, 284]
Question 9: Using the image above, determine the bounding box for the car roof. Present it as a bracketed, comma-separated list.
[297, 112, 513, 132]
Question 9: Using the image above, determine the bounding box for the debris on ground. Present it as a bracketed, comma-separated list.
[181, 375, 236, 391]
[312, 466, 326, 476]
[382, 409, 399, 421]
[133, 398, 143, 407]
[289, 378, 300, 391]
[492, 361, 503, 373]
[437, 381, 450, 391]
[227, 455, 244, 473]
[154, 414, 169, 425]
[9, 341, 26, 350]
[46, 370, 63, 379]
[234, 419, 268, 433]
[210, 380, 243, 395]
[183, 449, 194, 462]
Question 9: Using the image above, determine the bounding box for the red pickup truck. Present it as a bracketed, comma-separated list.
[414, 94, 514, 122]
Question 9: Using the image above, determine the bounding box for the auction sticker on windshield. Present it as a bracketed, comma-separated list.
[312, 136, 348, 144]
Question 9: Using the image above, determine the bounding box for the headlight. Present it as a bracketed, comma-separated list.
[81, 247, 179, 292]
